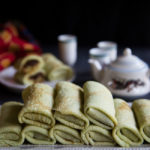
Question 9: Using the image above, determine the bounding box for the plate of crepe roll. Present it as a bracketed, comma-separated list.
[0, 53, 74, 92]
[0, 81, 150, 149]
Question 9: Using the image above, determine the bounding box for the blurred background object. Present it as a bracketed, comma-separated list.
[1, 1, 150, 101]
[0, 22, 42, 70]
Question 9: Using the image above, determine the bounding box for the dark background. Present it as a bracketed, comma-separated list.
[1, 1, 150, 47]
[1, 1, 150, 102]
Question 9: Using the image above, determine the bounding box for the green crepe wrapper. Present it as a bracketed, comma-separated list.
[42, 53, 73, 81]
[81, 125, 115, 146]
[83, 81, 117, 130]
[15, 69, 45, 85]
[15, 54, 44, 74]
[18, 83, 55, 129]
[132, 99, 150, 143]
[22, 125, 55, 145]
[50, 124, 83, 145]
[53, 81, 89, 130]
[113, 98, 143, 147]
[0, 101, 24, 147]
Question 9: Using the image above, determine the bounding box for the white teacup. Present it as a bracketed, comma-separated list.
[97, 41, 117, 61]
[58, 34, 77, 66]
[89, 48, 110, 64]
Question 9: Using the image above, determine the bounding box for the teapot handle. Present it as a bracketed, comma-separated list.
[88, 59, 102, 71]
[88, 59, 103, 81]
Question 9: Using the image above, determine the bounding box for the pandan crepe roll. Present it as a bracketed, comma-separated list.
[22, 125, 56, 145]
[42, 53, 73, 81]
[83, 81, 117, 130]
[50, 124, 83, 145]
[18, 83, 55, 129]
[15, 69, 45, 85]
[81, 125, 115, 146]
[113, 99, 143, 147]
[0, 101, 24, 147]
[132, 99, 150, 143]
[16, 54, 44, 73]
[53, 81, 89, 130]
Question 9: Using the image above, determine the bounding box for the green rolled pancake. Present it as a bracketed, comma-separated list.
[132, 99, 150, 143]
[42, 53, 73, 81]
[83, 81, 117, 130]
[53, 81, 89, 130]
[50, 124, 83, 145]
[15, 54, 44, 73]
[81, 125, 115, 146]
[18, 83, 55, 129]
[14, 69, 45, 85]
[0, 101, 24, 147]
[22, 125, 56, 145]
[113, 99, 143, 147]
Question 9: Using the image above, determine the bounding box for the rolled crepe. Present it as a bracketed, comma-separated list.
[83, 81, 117, 130]
[0, 101, 24, 147]
[15, 54, 44, 73]
[18, 83, 55, 129]
[113, 98, 143, 147]
[14, 69, 45, 85]
[42, 53, 73, 81]
[53, 81, 89, 130]
[132, 99, 150, 143]
[81, 125, 115, 146]
[22, 125, 56, 145]
[50, 124, 83, 145]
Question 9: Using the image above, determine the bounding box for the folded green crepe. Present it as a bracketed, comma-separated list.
[50, 124, 83, 145]
[15, 69, 45, 85]
[42, 53, 73, 81]
[53, 81, 89, 130]
[15, 54, 44, 74]
[22, 125, 56, 145]
[18, 83, 55, 129]
[132, 99, 150, 143]
[81, 125, 115, 146]
[83, 81, 117, 130]
[0, 101, 24, 147]
[113, 99, 143, 147]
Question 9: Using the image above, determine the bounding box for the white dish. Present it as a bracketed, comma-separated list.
[0, 66, 75, 93]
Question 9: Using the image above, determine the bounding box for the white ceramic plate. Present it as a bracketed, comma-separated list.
[0, 66, 75, 93]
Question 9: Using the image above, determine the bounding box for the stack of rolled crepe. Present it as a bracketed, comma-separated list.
[81, 81, 117, 146]
[52, 81, 88, 144]
[0, 81, 148, 147]
[0, 101, 24, 147]
[132, 99, 150, 143]
[14, 54, 45, 85]
[19, 83, 55, 145]
[113, 98, 143, 147]
[42, 53, 74, 81]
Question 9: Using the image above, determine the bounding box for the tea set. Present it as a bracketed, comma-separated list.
[89, 41, 150, 97]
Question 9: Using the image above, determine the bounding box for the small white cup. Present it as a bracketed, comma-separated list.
[89, 48, 111, 65]
[97, 41, 117, 61]
[58, 34, 77, 66]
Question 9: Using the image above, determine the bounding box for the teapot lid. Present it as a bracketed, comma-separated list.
[109, 48, 148, 72]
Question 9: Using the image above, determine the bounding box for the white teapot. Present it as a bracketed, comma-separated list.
[89, 48, 150, 97]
